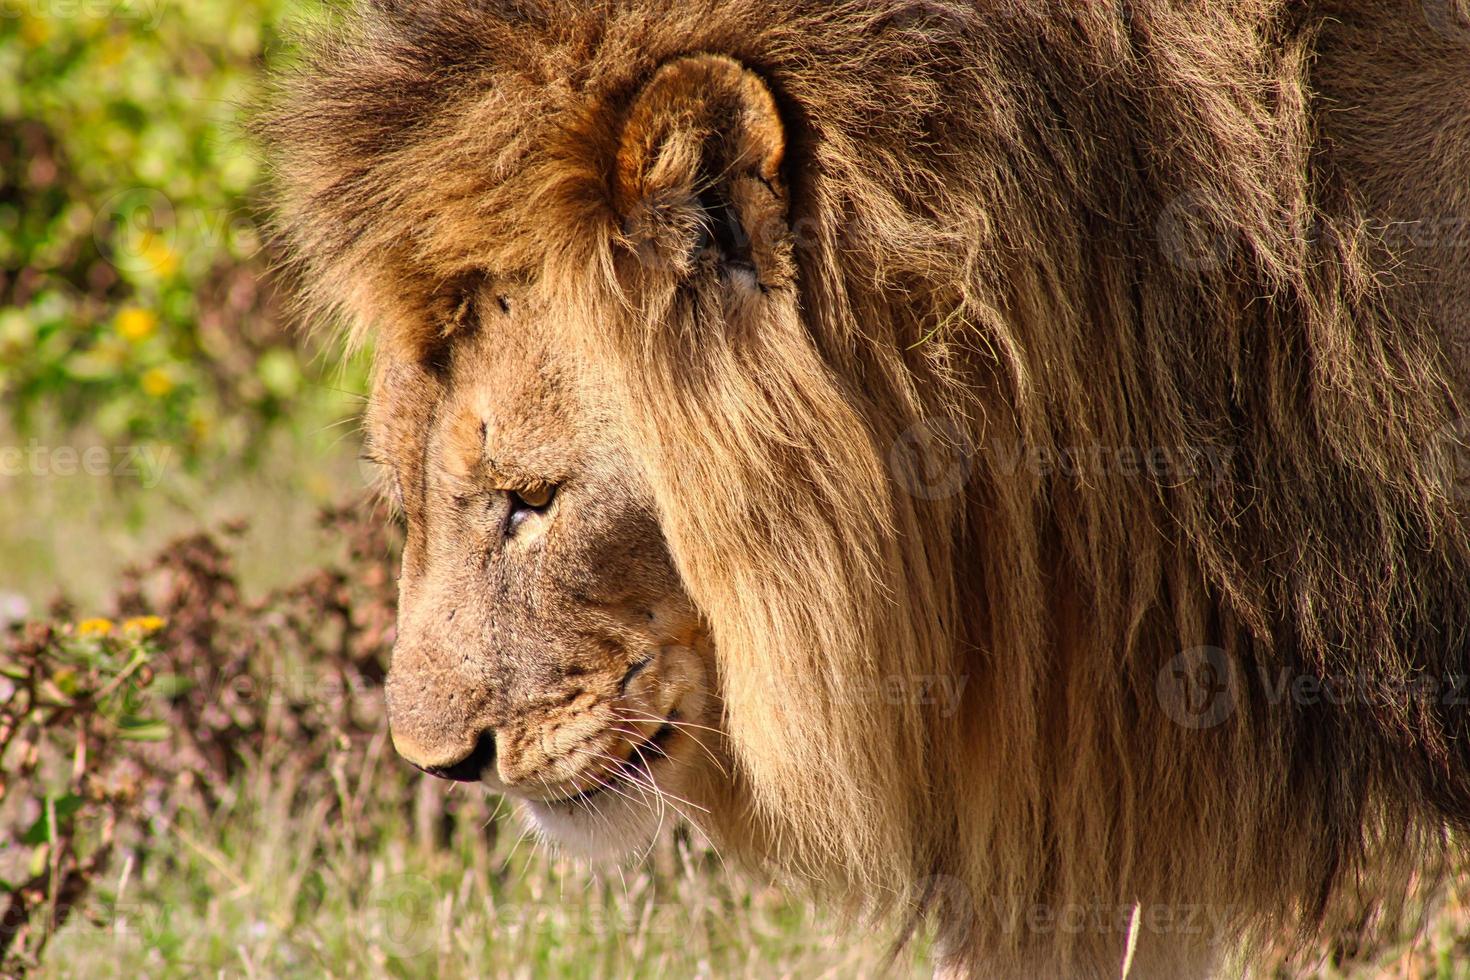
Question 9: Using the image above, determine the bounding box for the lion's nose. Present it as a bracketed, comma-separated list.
[410, 728, 498, 783]
[385, 644, 501, 779]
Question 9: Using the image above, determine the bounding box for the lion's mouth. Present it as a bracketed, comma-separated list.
[545, 716, 681, 808]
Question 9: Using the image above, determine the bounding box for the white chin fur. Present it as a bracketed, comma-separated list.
[519, 795, 663, 861]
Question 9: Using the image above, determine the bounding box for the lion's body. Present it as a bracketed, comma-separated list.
[268, 2, 1470, 976]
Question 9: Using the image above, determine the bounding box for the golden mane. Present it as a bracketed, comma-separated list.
[265, 1, 1470, 972]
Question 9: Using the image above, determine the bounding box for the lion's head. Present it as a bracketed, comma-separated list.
[343, 51, 805, 861]
[365, 279, 735, 857]
[268, 2, 1470, 975]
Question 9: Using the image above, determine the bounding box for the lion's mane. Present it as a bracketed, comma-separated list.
[266, 1, 1470, 971]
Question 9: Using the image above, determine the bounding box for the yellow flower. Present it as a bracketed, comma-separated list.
[188, 412, 213, 444]
[97, 35, 130, 68]
[77, 618, 115, 638]
[19, 16, 51, 49]
[141, 235, 180, 278]
[115, 307, 158, 343]
[122, 615, 166, 636]
[140, 368, 174, 398]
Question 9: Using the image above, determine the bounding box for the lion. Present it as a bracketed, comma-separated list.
[264, 1, 1470, 976]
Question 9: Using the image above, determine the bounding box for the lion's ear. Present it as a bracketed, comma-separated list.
[613, 54, 792, 289]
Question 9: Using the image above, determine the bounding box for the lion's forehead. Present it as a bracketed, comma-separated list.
[432, 393, 576, 486]
[367, 309, 593, 474]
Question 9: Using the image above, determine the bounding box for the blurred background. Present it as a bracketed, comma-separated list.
[0, 1, 373, 609]
[0, 3, 920, 976]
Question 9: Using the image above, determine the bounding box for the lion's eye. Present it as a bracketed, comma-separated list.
[516, 485, 554, 509]
[507, 485, 556, 533]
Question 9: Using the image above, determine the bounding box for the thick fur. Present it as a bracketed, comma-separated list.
[264, 2, 1470, 975]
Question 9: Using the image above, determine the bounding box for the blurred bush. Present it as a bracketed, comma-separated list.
[0, 0, 362, 463]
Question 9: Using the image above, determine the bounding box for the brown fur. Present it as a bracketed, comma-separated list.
[264, 2, 1470, 976]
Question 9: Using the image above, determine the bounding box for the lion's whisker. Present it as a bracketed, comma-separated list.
[612, 714, 731, 779]
[605, 721, 730, 785]
[599, 742, 713, 819]
[609, 754, 729, 874]
[617, 713, 724, 738]
[571, 755, 670, 866]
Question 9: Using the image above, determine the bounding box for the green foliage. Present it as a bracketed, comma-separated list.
[0, 0, 360, 461]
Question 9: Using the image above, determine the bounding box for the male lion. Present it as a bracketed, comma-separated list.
[266, 1, 1470, 976]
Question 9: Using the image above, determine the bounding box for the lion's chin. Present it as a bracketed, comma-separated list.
[519, 795, 664, 861]
[514, 736, 715, 861]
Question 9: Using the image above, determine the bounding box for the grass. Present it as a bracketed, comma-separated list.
[39, 758, 915, 978]
[0, 423, 366, 612]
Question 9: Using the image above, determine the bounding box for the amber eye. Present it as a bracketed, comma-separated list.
[515, 485, 554, 510]
[506, 485, 556, 534]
